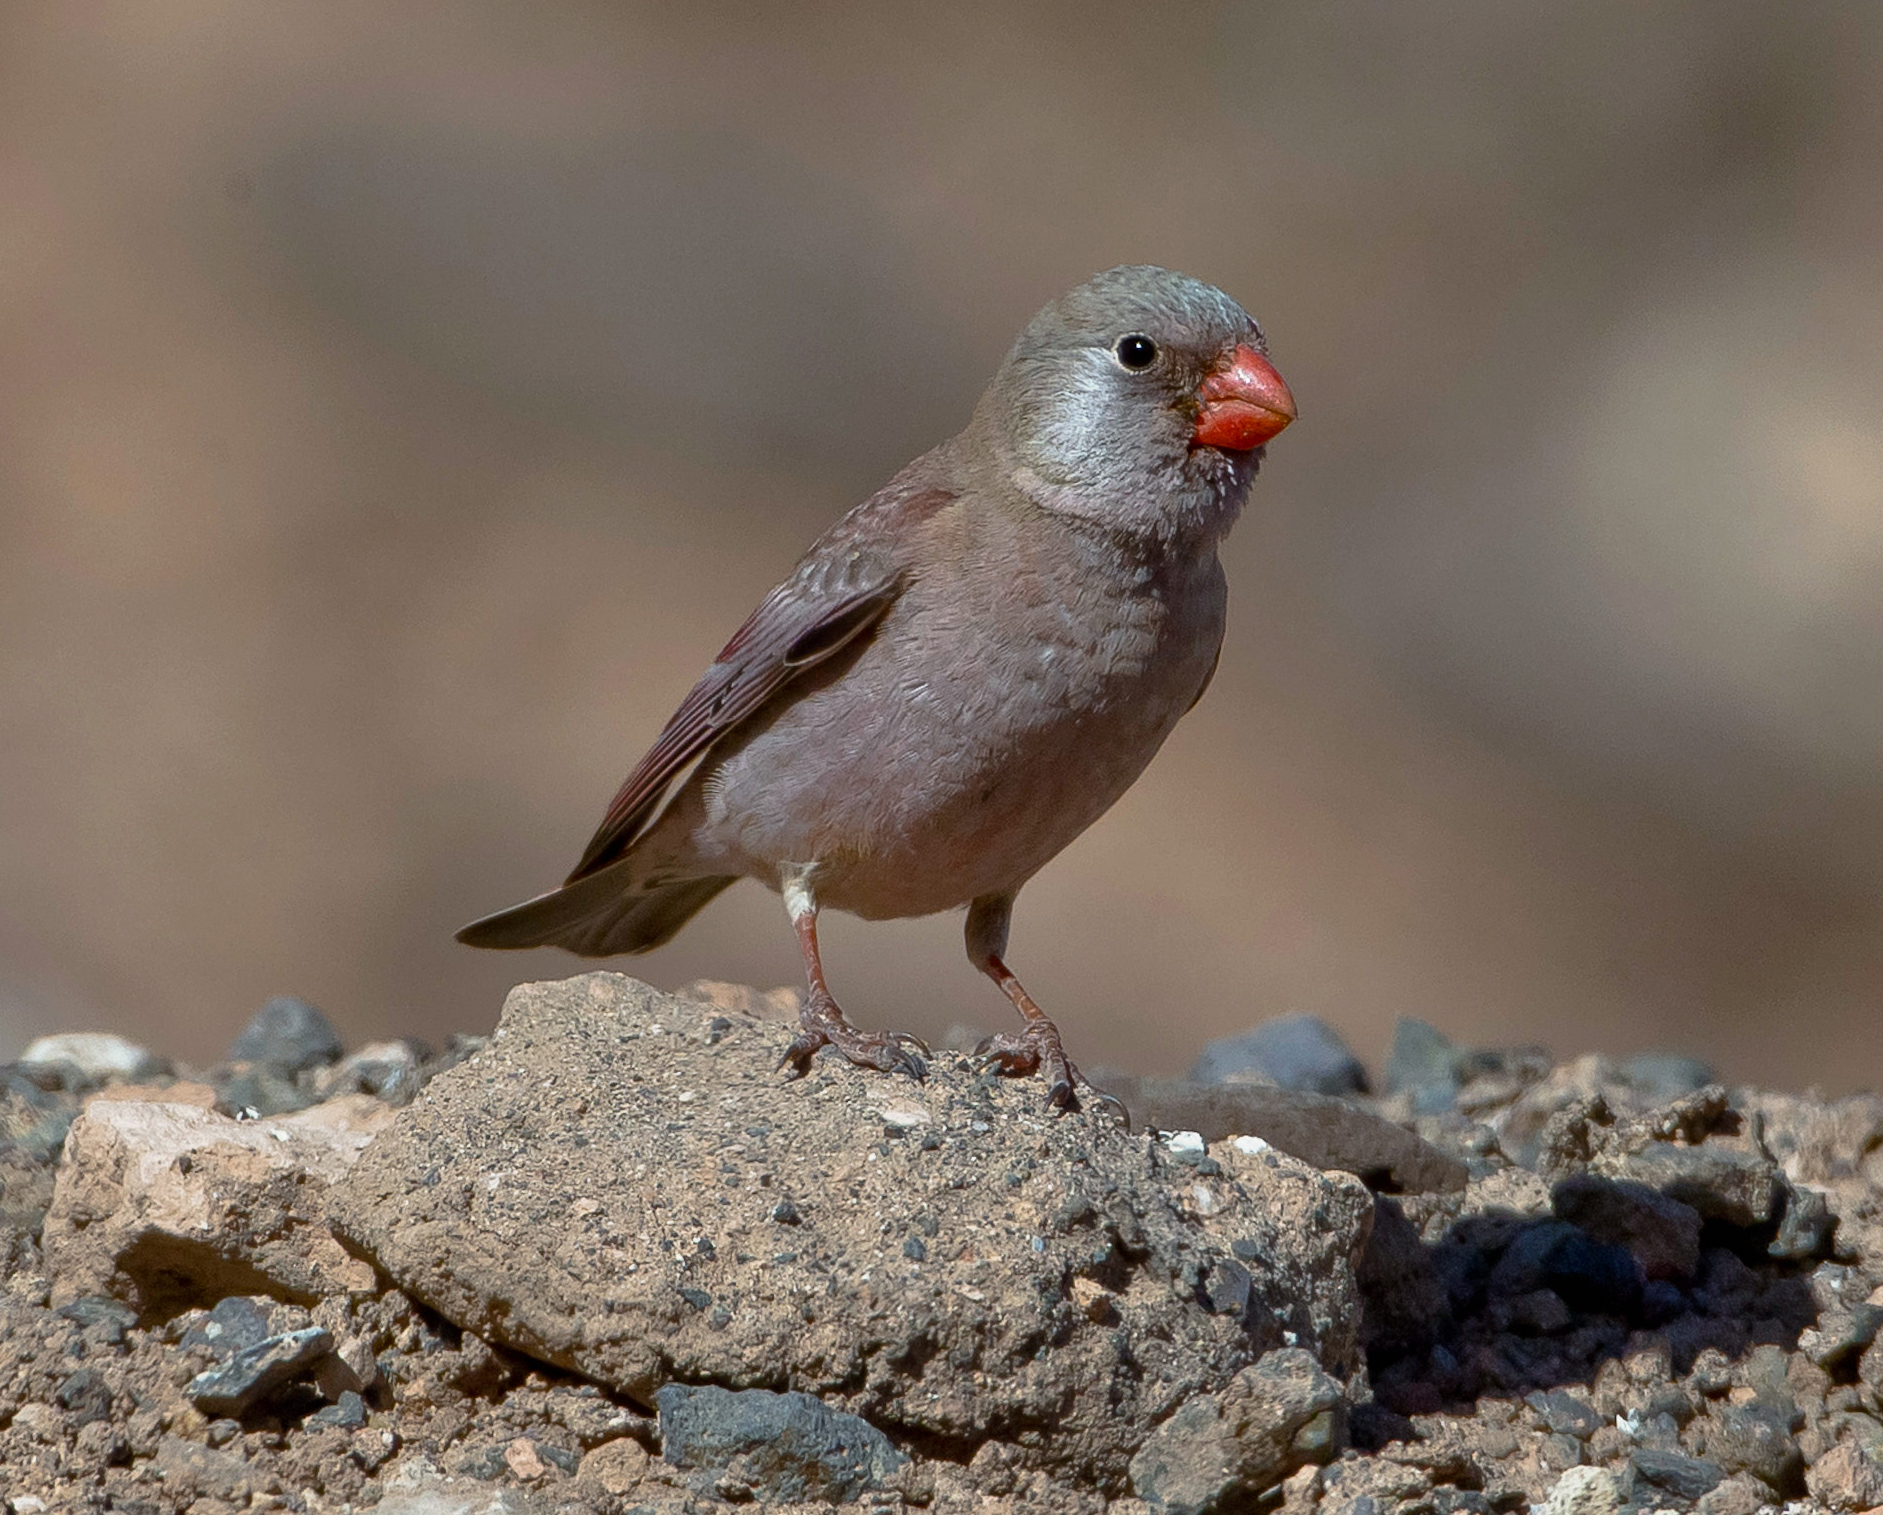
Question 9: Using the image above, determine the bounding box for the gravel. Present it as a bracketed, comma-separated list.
[1, 979, 1880, 1512]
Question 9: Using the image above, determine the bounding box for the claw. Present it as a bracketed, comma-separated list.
[779, 993, 927, 1084]
[1083, 1087, 1132, 1130]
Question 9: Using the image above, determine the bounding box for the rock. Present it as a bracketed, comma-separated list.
[182, 1294, 281, 1359]
[154, 1433, 265, 1503]
[1694, 1471, 1776, 1515]
[1127, 1348, 1346, 1514]
[1487, 1220, 1641, 1316]
[0, 1067, 80, 1229]
[1384, 1019, 1462, 1109]
[1619, 1051, 1716, 1102]
[332, 974, 1373, 1486]
[1537, 1464, 1625, 1515]
[1594, 1132, 1780, 1230]
[1807, 1441, 1883, 1511]
[309, 1388, 369, 1429]
[1699, 1402, 1804, 1491]
[656, 1383, 904, 1502]
[18, 1033, 166, 1087]
[1189, 1015, 1369, 1097]
[228, 996, 345, 1073]
[1630, 1447, 1725, 1500]
[577, 1435, 650, 1496]
[187, 1325, 334, 1416]
[357, 1475, 552, 1514]
[40, 1094, 390, 1312]
[1551, 1174, 1702, 1280]
[315, 1039, 431, 1106]
[1526, 1389, 1600, 1439]
[1769, 1180, 1835, 1261]
[1800, 1303, 1883, 1370]
[1096, 1073, 1466, 1193]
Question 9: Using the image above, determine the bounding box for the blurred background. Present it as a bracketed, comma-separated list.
[3, 1, 1881, 1089]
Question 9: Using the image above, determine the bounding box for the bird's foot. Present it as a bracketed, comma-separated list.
[778, 991, 928, 1083]
[976, 1021, 1127, 1123]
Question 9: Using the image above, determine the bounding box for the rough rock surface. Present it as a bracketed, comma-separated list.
[4, 983, 1883, 1512]
[330, 974, 1376, 1486]
[41, 1091, 390, 1311]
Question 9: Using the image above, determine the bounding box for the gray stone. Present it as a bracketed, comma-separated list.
[1128, 1348, 1345, 1514]
[1698, 1402, 1803, 1491]
[309, 1389, 368, 1429]
[228, 995, 345, 1073]
[1589, 1130, 1780, 1230]
[1526, 1389, 1600, 1439]
[1189, 1015, 1368, 1097]
[185, 1325, 334, 1417]
[656, 1384, 904, 1502]
[332, 974, 1374, 1486]
[1384, 1019, 1461, 1109]
[1630, 1447, 1725, 1500]
[181, 1295, 280, 1360]
[1620, 1052, 1716, 1102]
[1096, 1073, 1466, 1192]
[1801, 1303, 1883, 1370]
[56, 1367, 112, 1425]
[1769, 1180, 1834, 1261]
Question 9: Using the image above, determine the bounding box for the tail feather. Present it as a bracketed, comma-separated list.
[457, 861, 736, 956]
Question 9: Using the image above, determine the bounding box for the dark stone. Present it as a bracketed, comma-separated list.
[655, 1384, 905, 1503]
[1769, 1181, 1835, 1261]
[1489, 1222, 1642, 1316]
[58, 1295, 137, 1343]
[1189, 1015, 1369, 1097]
[1805, 1303, 1883, 1369]
[57, 1367, 113, 1425]
[1631, 1448, 1725, 1500]
[308, 1390, 368, 1429]
[1526, 1388, 1600, 1439]
[1202, 1258, 1253, 1318]
[227, 996, 344, 1073]
[1094, 1074, 1467, 1193]
[181, 1297, 280, 1362]
[1701, 1402, 1804, 1491]
[186, 1326, 335, 1418]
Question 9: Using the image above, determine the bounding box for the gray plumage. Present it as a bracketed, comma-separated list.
[459, 265, 1295, 1107]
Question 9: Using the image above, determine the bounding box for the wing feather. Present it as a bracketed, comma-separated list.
[564, 482, 954, 882]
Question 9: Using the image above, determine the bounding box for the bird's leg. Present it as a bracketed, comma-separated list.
[965, 894, 1124, 1119]
[776, 875, 927, 1082]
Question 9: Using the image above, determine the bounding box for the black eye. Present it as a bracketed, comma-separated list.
[1114, 334, 1158, 370]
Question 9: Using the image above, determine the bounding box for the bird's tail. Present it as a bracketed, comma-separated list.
[456, 859, 737, 957]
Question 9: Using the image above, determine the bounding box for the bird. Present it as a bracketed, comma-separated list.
[458, 264, 1296, 1110]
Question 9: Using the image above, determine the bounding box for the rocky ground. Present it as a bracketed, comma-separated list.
[5, 979, 1883, 1514]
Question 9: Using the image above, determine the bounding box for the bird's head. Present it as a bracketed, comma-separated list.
[977, 264, 1296, 546]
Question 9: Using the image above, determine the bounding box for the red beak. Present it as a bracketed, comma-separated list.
[1192, 345, 1296, 451]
